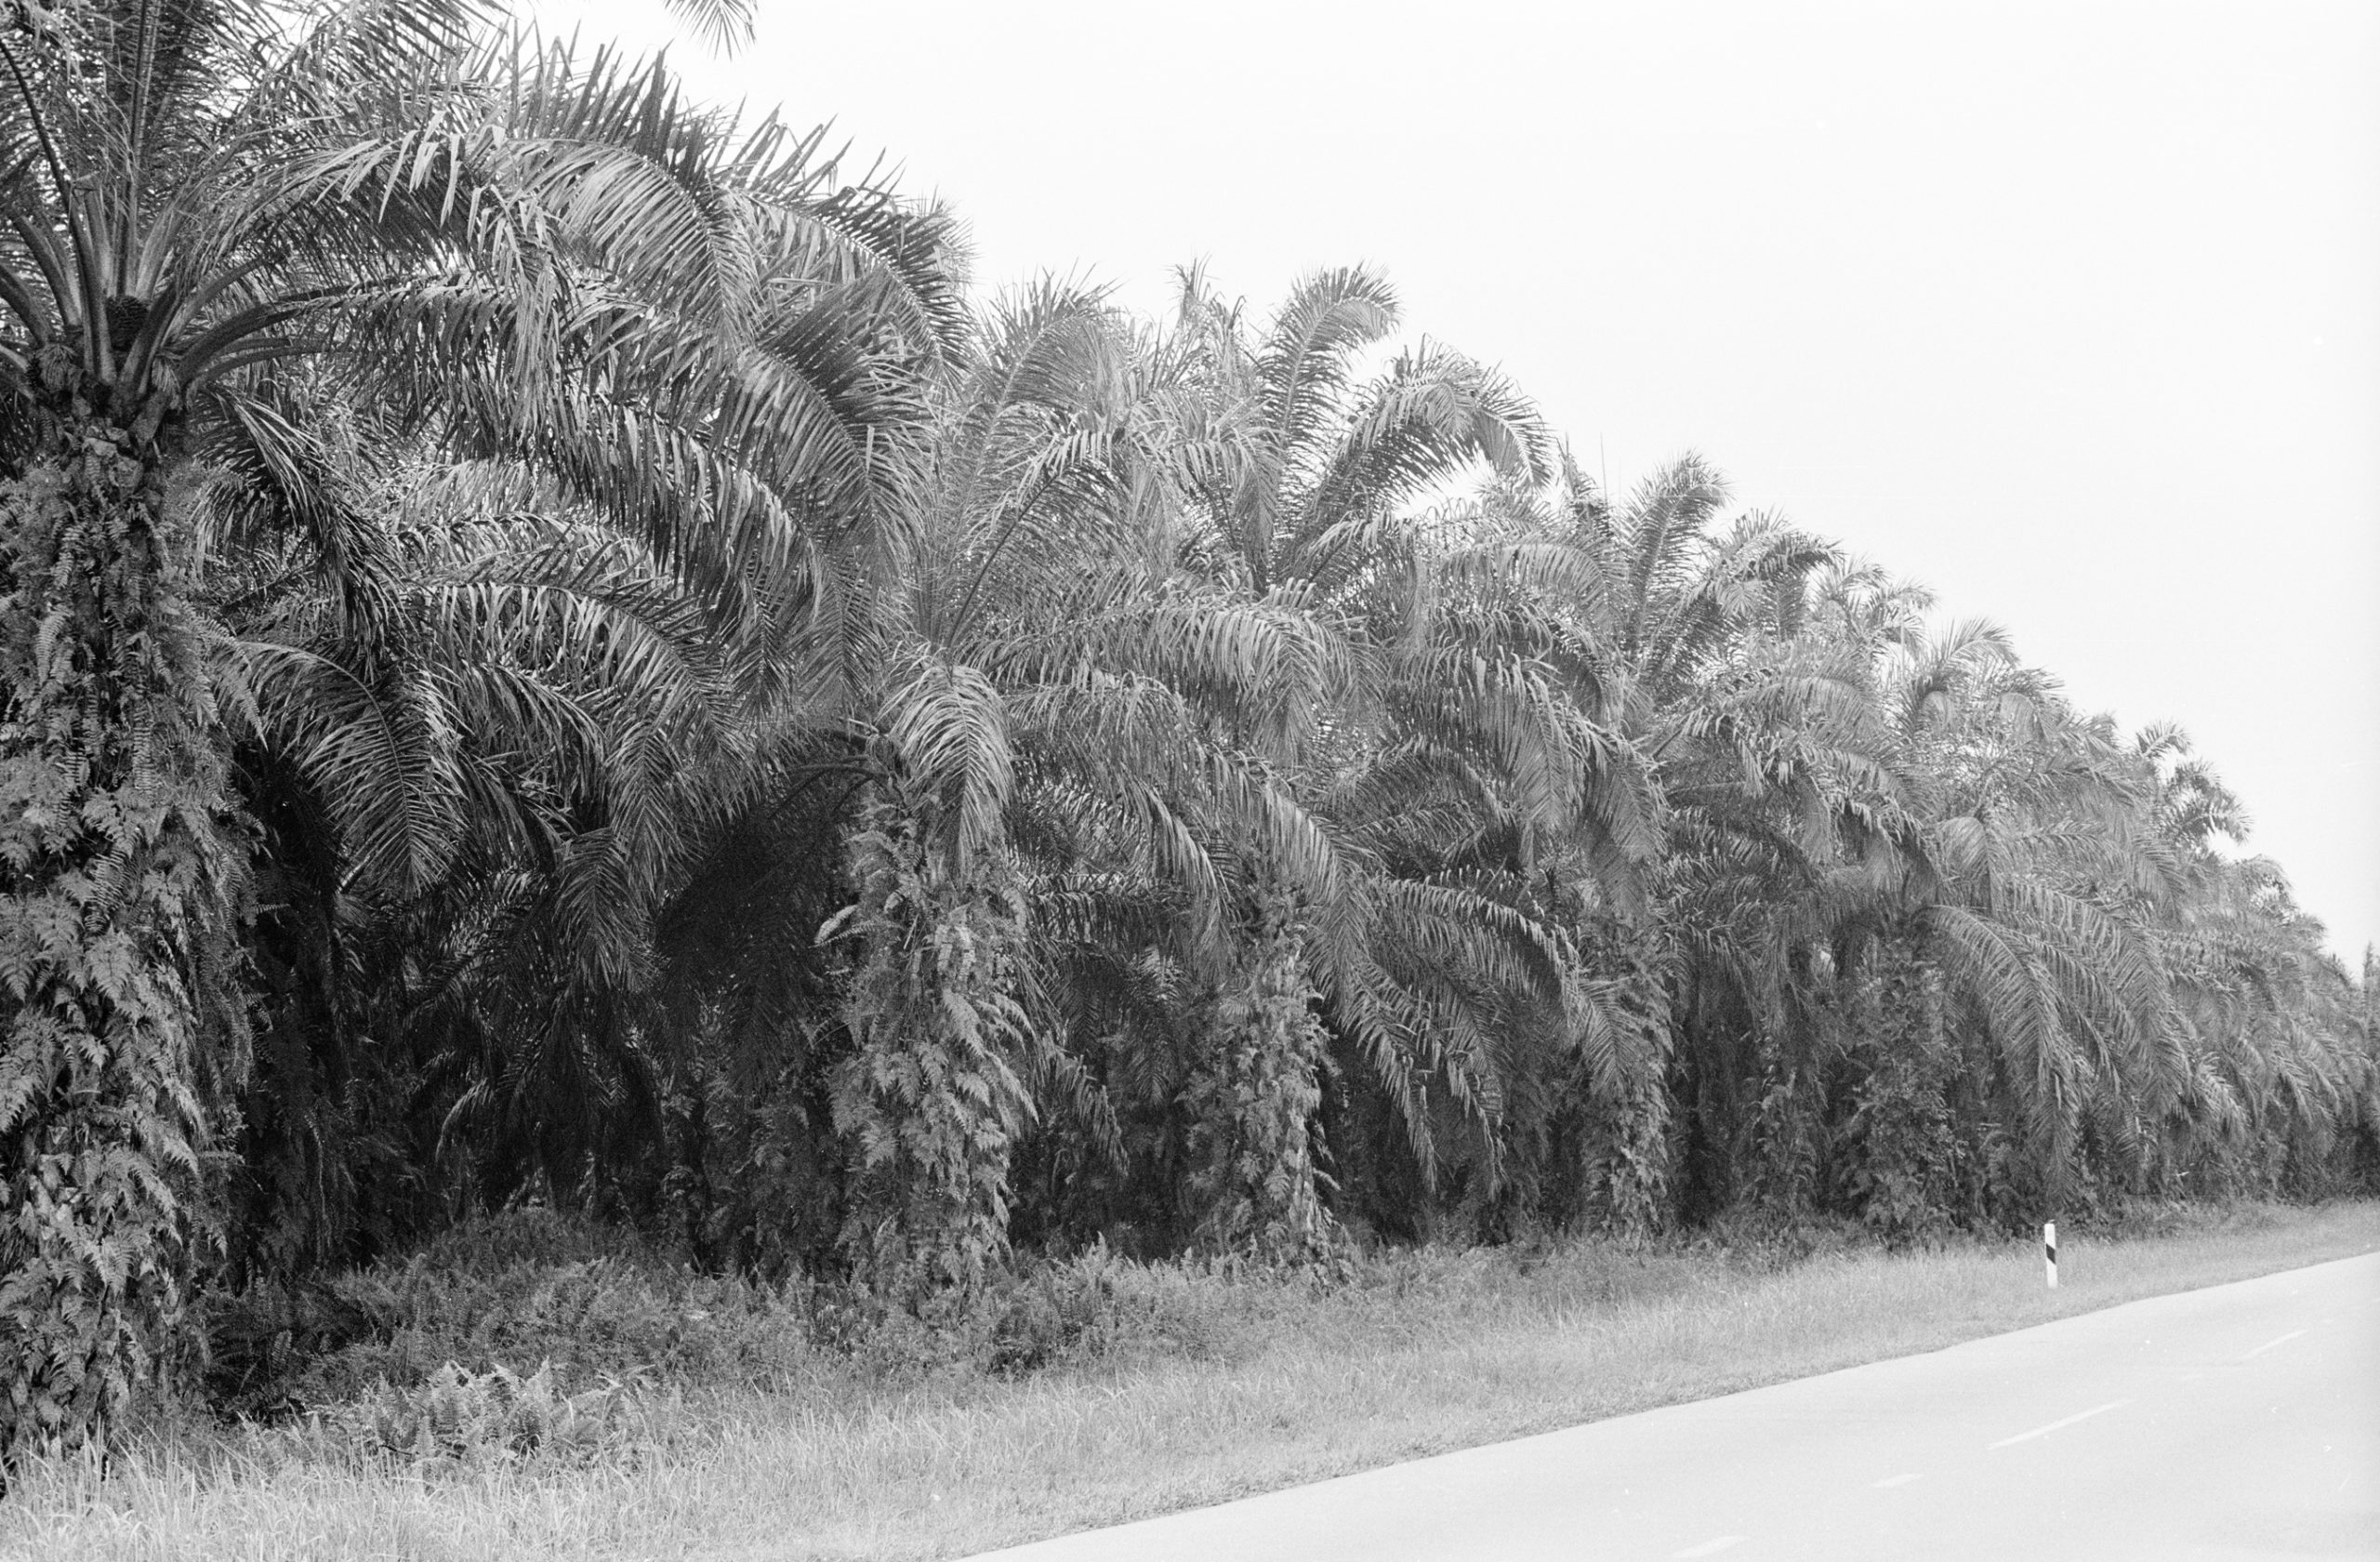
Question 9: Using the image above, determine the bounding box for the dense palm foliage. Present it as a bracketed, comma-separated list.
[3, 0, 2371, 1453]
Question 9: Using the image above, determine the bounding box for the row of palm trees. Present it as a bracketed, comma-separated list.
[3, 0, 2372, 1451]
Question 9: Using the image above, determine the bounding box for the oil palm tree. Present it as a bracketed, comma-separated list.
[1159, 265, 1694, 1247]
[1443, 453, 1878, 1228]
[826, 280, 1362, 1283]
[0, 0, 956, 1449]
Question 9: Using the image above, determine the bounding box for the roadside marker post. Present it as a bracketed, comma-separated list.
[2044, 1221, 2058, 1289]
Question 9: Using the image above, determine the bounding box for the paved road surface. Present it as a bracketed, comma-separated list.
[965, 1252, 2380, 1561]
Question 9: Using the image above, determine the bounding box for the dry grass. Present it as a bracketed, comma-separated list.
[7, 1199, 2374, 1562]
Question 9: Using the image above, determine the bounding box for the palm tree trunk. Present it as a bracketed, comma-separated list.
[828, 789, 1032, 1309]
[1590, 922, 1674, 1236]
[1183, 887, 1332, 1258]
[1842, 943, 1961, 1242]
[0, 421, 245, 1456]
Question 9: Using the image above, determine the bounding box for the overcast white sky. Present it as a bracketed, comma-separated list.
[547, 0, 2380, 961]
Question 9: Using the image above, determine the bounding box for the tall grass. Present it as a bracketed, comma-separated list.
[5, 1201, 2373, 1562]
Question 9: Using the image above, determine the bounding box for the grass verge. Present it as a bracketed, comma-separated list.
[6, 1199, 2374, 1562]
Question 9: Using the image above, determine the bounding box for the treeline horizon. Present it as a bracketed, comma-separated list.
[1, 0, 2373, 1455]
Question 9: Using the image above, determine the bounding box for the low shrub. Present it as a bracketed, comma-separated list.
[203, 1209, 817, 1417]
[343, 1361, 644, 1465]
[984, 1243, 1236, 1372]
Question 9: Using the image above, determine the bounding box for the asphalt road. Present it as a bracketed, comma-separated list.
[963, 1251, 2380, 1562]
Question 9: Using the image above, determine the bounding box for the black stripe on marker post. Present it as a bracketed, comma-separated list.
[2043, 1221, 2058, 1290]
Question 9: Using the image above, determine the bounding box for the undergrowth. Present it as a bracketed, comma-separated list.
[3, 1198, 2371, 1562]
[163, 1196, 2357, 1476]
[188, 1209, 1290, 1465]
[204, 1211, 813, 1420]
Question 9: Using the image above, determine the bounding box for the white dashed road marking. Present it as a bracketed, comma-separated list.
[1673, 1539, 1747, 1558]
[1870, 1473, 1923, 1489]
[2241, 1329, 2307, 1359]
[1988, 1399, 2130, 1449]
